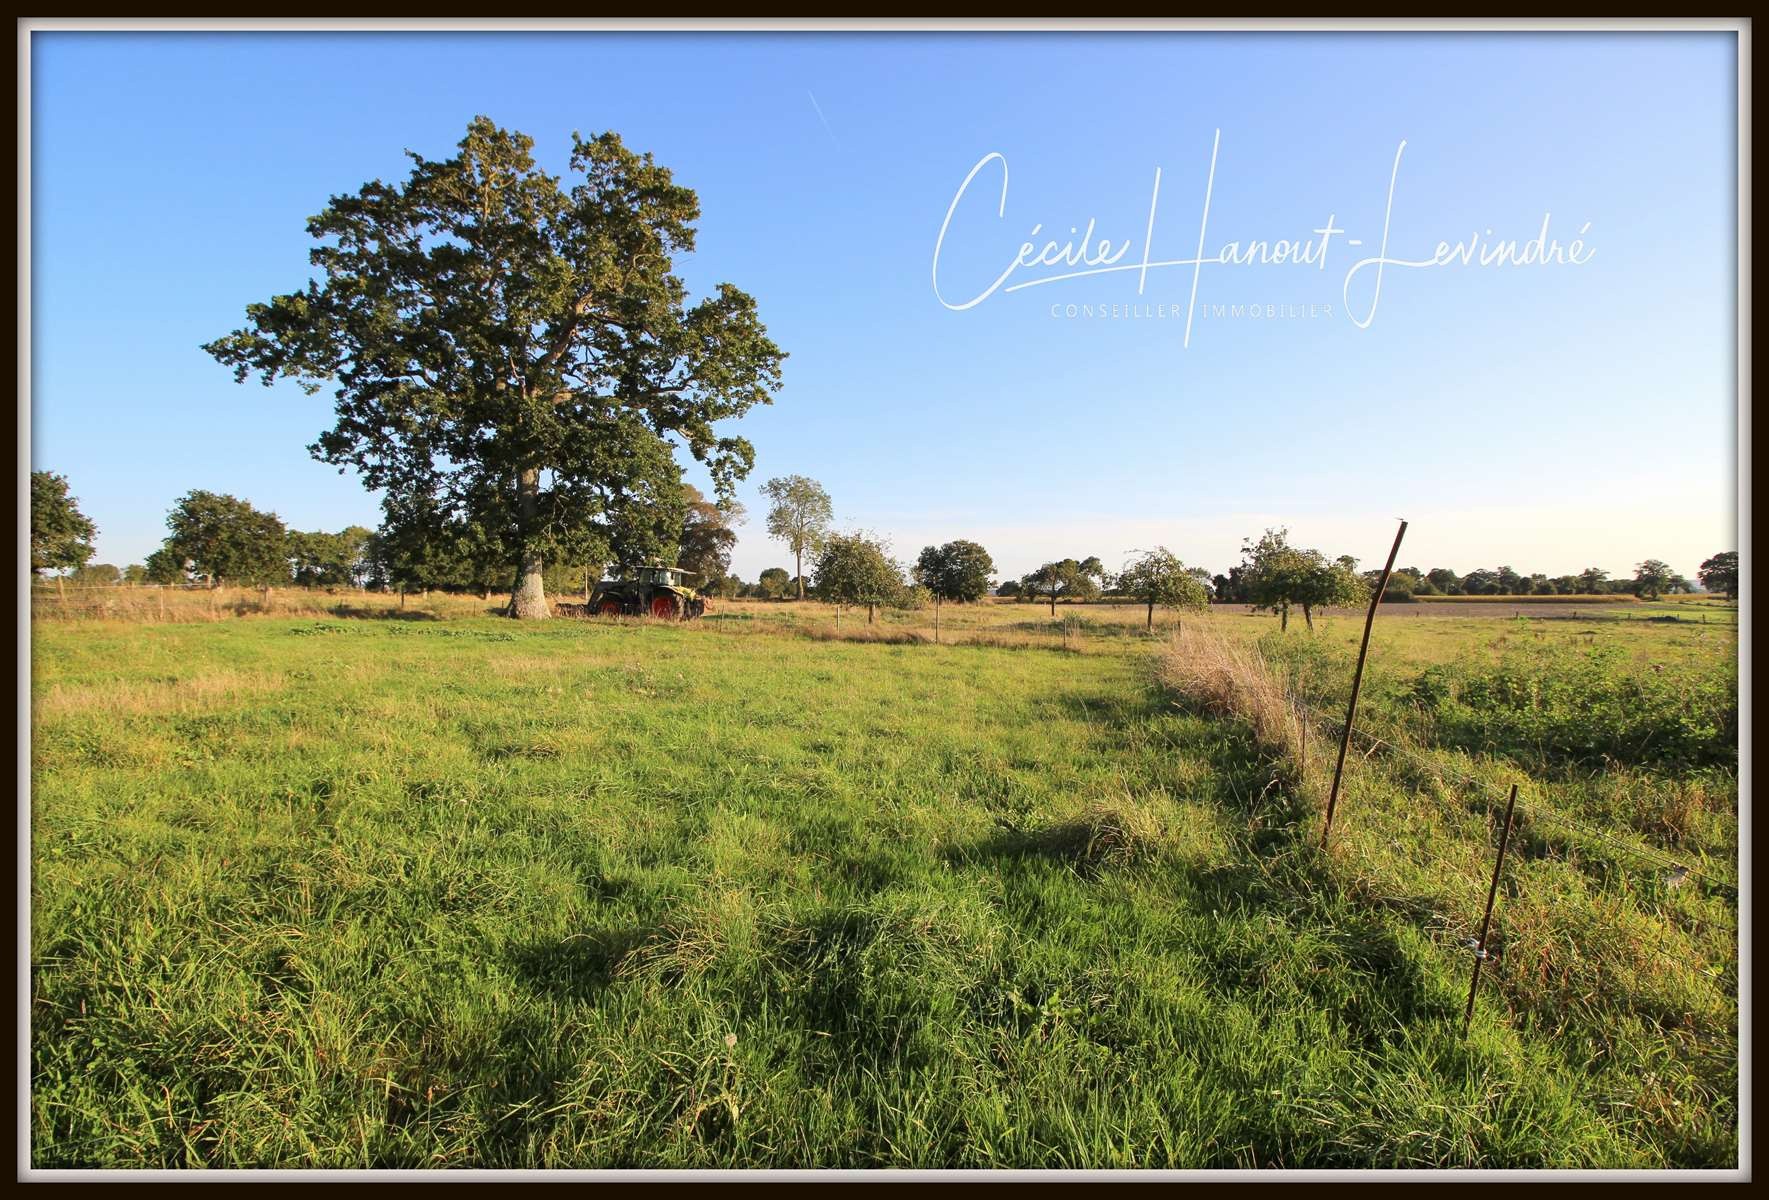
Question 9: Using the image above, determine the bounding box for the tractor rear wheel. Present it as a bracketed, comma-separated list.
[597, 598, 623, 616]
[649, 594, 682, 620]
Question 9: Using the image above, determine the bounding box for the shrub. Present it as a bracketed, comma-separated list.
[1411, 644, 1737, 772]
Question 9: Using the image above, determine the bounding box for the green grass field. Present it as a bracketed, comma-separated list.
[29, 599, 1739, 1167]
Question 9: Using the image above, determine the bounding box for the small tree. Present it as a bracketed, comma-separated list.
[30, 471, 97, 579]
[914, 540, 996, 606]
[1212, 567, 1250, 604]
[812, 532, 902, 624]
[143, 547, 189, 586]
[288, 526, 374, 588]
[1068, 562, 1096, 601]
[1370, 570, 1417, 601]
[1021, 558, 1095, 615]
[1239, 527, 1366, 631]
[1577, 567, 1609, 594]
[1698, 551, 1738, 600]
[162, 490, 290, 589]
[1240, 528, 1314, 631]
[69, 563, 122, 586]
[1296, 558, 1368, 628]
[1021, 563, 1062, 615]
[761, 476, 833, 600]
[756, 567, 792, 600]
[1119, 547, 1210, 630]
[1633, 559, 1675, 600]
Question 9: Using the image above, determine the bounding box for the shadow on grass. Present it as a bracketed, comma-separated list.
[325, 604, 443, 622]
[942, 817, 1168, 881]
[956, 676, 1453, 1037]
[506, 927, 651, 1003]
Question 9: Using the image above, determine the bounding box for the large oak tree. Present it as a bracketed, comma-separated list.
[205, 117, 785, 618]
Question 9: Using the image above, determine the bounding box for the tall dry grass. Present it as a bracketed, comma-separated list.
[29, 585, 505, 624]
[1156, 622, 1310, 770]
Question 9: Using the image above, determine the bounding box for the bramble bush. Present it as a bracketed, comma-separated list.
[1410, 643, 1736, 772]
[1258, 633, 1736, 774]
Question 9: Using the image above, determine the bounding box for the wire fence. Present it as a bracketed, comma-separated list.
[1305, 706, 1739, 894]
[1289, 696, 1740, 1002]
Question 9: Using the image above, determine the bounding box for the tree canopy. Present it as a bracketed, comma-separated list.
[1633, 559, 1675, 600]
[913, 540, 996, 604]
[287, 526, 374, 588]
[161, 491, 290, 588]
[205, 116, 785, 618]
[1239, 527, 1367, 631]
[1020, 557, 1104, 613]
[677, 485, 743, 585]
[761, 475, 833, 600]
[1698, 551, 1738, 600]
[812, 532, 902, 622]
[756, 567, 792, 600]
[31, 471, 97, 576]
[1119, 547, 1210, 628]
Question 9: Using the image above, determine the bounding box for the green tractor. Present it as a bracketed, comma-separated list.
[588, 564, 708, 620]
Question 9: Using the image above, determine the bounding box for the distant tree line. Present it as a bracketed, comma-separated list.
[31, 470, 1741, 619]
[992, 529, 1737, 622]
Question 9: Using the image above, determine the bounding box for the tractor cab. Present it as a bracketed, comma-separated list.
[636, 565, 696, 587]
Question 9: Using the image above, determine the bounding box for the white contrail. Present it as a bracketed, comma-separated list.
[806, 89, 839, 149]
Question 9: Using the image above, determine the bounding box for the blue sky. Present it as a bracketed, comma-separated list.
[29, 31, 1739, 584]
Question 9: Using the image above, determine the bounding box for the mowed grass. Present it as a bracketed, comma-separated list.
[31, 609, 1737, 1167]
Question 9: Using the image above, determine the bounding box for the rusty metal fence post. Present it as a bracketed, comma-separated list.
[1463, 782, 1520, 1038]
[1319, 519, 1408, 848]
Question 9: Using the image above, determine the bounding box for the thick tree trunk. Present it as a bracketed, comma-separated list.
[1146, 600, 1154, 630]
[1049, 590, 1056, 617]
[867, 602, 875, 625]
[1302, 604, 1314, 631]
[796, 549, 804, 600]
[1280, 605, 1288, 632]
[511, 467, 551, 620]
